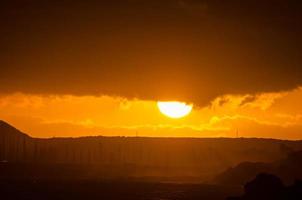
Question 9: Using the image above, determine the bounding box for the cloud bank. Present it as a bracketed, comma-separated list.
[1, 0, 301, 106]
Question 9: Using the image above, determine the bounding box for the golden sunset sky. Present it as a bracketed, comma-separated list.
[1, 87, 301, 139]
[1, 1, 302, 139]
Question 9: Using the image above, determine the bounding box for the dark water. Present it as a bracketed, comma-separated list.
[0, 180, 242, 200]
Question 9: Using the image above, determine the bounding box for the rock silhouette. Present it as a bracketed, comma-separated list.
[227, 173, 302, 200]
[215, 150, 302, 185]
[244, 173, 284, 199]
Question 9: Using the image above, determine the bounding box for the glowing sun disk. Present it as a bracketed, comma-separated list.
[157, 101, 193, 118]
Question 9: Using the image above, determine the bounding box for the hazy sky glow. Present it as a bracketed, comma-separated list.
[1, 87, 301, 139]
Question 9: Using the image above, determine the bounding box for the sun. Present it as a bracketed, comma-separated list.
[157, 101, 193, 119]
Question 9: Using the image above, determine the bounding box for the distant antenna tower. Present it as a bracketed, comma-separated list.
[136, 131, 138, 137]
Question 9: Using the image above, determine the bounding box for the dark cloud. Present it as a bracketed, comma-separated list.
[1, 0, 302, 106]
[239, 95, 257, 107]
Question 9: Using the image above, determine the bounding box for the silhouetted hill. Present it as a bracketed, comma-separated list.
[215, 150, 302, 185]
[227, 173, 302, 200]
[0, 120, 31, 163]
[0, 120, 29, 138]
[1, 120, 302, 182]
[275, 150, 302, 183]
[214, 162, 272, 185]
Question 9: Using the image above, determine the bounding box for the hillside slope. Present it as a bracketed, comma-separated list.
[215, 150, 302, 185]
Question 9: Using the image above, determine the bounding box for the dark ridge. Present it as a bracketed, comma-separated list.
[0, 120, 30, 138]
[227, 173, 302, 200]
[0, 120, 301, 143]
[215, 150, 302, 185]
[214, 162, 272, 185]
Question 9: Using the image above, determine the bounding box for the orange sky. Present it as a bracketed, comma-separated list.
[1, 1, 302, 140]
[1, 87, 301, 140]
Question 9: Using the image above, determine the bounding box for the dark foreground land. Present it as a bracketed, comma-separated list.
[2, 120, 302, 200]
[0, 179, 242, 200]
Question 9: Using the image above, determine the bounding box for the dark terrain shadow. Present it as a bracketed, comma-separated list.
[227, 173, 302, 200]
[216, 150, 302, 186]
[0, 179, 241, 200]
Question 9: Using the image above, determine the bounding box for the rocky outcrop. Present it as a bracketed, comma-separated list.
[215, 150, 302, 185]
